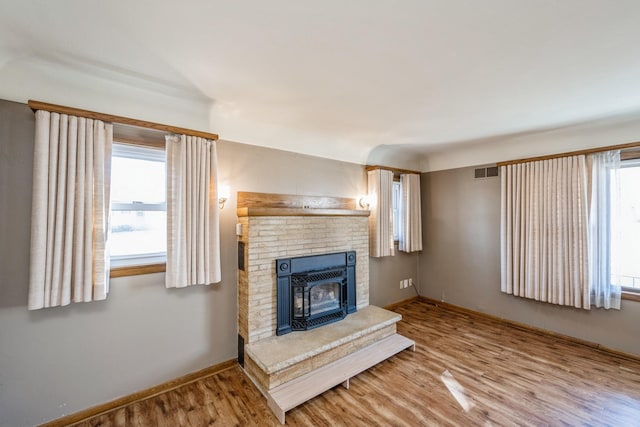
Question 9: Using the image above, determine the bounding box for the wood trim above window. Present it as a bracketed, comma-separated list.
[28, 100, 219, 141]
[110, 263, 166, 278]
[113, 136, 166, 150]
[365, 165, 422, 175]
[497, 141, 640, 166]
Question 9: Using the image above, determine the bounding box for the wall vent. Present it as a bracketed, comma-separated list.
[475, 166, 498, 179]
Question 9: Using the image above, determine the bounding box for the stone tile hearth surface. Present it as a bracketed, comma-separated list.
[245, 305, 401, 374]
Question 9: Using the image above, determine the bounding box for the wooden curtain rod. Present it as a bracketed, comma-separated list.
[28, 100, 219, 141]
[496, 140, 640, 167]
[365, 165, 422, 175]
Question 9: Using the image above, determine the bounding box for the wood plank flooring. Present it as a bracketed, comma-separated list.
[73, 300, 640, 426]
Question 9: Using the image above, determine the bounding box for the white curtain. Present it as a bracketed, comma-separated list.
[500, 156, 590, 309]
[368, 169, 395, 257]
[165, 134, 221, 288]
[587, 150, 622, 309]
[28, 111, 112, 310]
[399, 173, 423, 252]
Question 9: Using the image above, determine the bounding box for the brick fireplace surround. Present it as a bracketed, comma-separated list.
[236, 192, 414, 424]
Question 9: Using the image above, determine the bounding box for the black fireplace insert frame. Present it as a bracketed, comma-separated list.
[276, 251, 357, 335]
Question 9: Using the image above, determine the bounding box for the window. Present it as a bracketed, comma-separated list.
[615, 159, 640, 291]
[392, 180, 401, 242]
[110, 143, 166, 267]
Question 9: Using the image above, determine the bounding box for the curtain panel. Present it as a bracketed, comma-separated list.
[165, 134, 221, 288]
[587, 151, 622, 309]
[500, 156, 590, 309]
[368, 169, 395, 257]
[398, 173, 423, 253]
[28, 111, 112, 310]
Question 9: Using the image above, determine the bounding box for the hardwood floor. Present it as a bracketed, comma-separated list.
[74, 300, 640, 426]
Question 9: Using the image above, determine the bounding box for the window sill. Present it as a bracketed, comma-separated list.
[110, 263, 166, 278]
[622, 290, 640, 303]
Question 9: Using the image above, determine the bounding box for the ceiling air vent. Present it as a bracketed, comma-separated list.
[486, 166, 499, 177]
[474, 168, 486, 178]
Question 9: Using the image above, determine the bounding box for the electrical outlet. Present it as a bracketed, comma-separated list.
[399, 280, 404, 289]
[409, 278, 413, 287]
[441, 291, 446, 302]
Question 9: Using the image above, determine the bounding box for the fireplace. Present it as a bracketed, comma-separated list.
[276, 251, 357, 335]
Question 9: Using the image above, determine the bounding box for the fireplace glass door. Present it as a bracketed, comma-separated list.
[293, 281, 342, 318]
[310, 281, 340, 316]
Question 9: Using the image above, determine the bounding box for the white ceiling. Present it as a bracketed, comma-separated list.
[2, 0, 640, 169]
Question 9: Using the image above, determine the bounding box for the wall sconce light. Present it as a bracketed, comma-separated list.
[359, 195, 372, 209]
[219, 184, 230, 210]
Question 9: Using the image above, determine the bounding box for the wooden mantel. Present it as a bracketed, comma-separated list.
[236, 192, 370, 217]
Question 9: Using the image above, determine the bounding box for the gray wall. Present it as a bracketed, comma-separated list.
[0, 100, 407, 426]
[369, 252, 420, 306]
[419, 166, 640, 356]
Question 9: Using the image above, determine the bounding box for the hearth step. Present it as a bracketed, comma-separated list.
[266, 333, 415, 425]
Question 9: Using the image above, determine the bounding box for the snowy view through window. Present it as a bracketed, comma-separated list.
[110, 146, 166, 261]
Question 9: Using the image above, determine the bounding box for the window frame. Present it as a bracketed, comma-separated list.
[618, 155, 640, 301]
[620, 154, 640, 302]
[109, 141, 167, 277]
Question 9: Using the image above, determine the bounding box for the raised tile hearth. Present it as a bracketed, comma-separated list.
[245, 305, 402, 393]
[236, 192, 415, 424]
